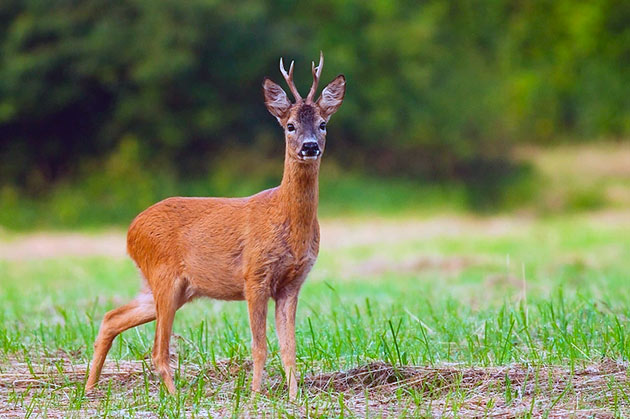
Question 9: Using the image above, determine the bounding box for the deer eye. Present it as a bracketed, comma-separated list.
[319, 122, 326, 131]
[287, 123, 295, 132]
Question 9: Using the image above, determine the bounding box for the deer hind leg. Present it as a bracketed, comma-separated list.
[151, 277, 188, 394]
[86, 291, 156, 392]
[275, 286, 300, 399]
[246, 287, 270, 395]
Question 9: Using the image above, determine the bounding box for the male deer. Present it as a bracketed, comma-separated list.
[85, 52, 345, 399]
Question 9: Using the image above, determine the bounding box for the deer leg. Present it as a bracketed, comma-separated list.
[151, 279, 186, 394]
[275, 288, 300, 399]
[86, 291, 156, 392]
[246, 290, 269, 394]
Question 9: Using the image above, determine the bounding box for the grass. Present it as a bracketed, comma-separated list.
[518, 141, 630, 213]
[0, 171, 467, 231]
[1, 212, 630, 416]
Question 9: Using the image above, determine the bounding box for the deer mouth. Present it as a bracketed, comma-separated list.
[299, 142, 321, 160]
[299, 152, 321, 161]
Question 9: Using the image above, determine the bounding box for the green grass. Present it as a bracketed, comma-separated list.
[0, 171, 468, 231]
[5, 141, 630, 232]
[1, 213, 630, 416]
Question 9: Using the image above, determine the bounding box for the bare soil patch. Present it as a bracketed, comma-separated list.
[0, 215, 531, 261]
[348, 254, 481, 278]
[1, 358, 627, 417]
[320, 215, 533, 250]
[3, 211, 630, 262]
[0, 231, 127, 260]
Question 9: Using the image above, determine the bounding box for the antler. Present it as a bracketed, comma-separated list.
[279, 57, 302, 102]
[306, 51, 324, 103]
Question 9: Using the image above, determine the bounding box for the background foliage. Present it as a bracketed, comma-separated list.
[1, 0, 629, 227]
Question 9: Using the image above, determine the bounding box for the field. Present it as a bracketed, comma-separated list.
[1, 211, 629, 417]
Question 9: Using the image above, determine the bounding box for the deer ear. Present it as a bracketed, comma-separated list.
[263, 78, 292, 123]
[317, 75, 345, 121]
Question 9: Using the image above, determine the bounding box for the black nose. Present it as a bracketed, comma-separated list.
[300, 142, 320, 157]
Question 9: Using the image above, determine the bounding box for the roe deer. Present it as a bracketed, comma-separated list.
[85, 52, 345, 399]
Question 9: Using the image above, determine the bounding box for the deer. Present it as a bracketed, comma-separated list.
[85, 52, 345, 399]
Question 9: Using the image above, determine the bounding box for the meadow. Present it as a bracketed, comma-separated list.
[1, 209, 629, 417]
[3, 1, 629, 414]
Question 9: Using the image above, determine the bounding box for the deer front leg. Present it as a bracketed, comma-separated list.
[275, 287, 300, 399]
[246, 288, 269, 395]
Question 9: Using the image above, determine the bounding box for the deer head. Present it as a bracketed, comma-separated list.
[263, 52, 345, 163]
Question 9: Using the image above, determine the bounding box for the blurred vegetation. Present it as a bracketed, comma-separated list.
[1, 0, 630, 228]
[0, 137, 471, 229]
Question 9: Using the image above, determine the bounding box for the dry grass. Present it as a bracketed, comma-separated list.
[518, 142, 630, 211]
[3, 209, 630, 261]
[0, 215, 531, 261]
[520, 142, 630, 179]
[1, 357, 628, 417]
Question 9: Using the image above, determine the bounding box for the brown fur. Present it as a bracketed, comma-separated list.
[85, 56, 346, 399]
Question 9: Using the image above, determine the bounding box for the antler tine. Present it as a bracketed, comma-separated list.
[306, 51, 324, 103]
[279, 57, 302, 102]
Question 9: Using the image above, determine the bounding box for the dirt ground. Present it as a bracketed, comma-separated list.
[0, 356, 627, 417]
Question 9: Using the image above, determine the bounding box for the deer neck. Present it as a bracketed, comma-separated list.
[278, 150, 320, 234]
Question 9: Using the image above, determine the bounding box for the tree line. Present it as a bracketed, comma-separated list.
[1, 0, 629, 194]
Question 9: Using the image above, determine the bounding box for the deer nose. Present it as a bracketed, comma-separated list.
[300, 142, 321, 158]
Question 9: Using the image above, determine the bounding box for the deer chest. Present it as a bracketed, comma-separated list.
[256, 234, 318, 294]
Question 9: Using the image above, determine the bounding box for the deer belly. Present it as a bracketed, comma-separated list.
[183, 250, 245, 301]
